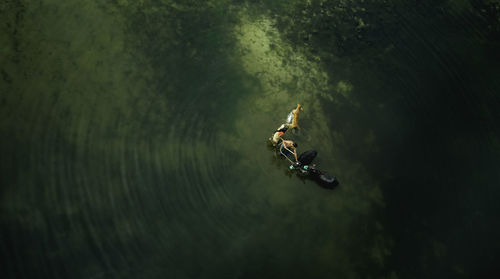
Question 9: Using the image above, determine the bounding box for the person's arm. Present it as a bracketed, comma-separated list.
[293, 148, 298, 162]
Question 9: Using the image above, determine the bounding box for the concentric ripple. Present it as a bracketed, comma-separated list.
[1, 0, 499, 278]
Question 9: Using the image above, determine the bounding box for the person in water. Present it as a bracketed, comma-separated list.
[270, 123, 290, 145]
[279, 140, 299, 162]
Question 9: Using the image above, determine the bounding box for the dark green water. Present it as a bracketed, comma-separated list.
[1, 0, 499, 278]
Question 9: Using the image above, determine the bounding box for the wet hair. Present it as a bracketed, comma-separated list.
[293, 142, 298, 148]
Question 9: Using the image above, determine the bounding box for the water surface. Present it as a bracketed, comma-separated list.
[1, 1, 499, 278]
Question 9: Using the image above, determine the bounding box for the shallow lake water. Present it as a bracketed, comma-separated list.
[1, 1, 499, 278]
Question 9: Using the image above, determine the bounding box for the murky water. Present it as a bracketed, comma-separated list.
[1, 1, 499, 278]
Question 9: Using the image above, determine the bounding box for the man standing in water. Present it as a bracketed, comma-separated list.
[278, 139, 299, 162]
[269, 125, 299, 161]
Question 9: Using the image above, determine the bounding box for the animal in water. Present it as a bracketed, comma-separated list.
[286, 104, 303, 129]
